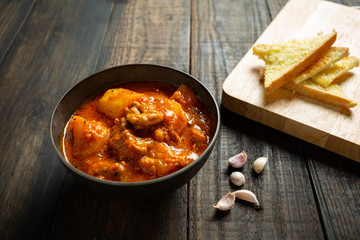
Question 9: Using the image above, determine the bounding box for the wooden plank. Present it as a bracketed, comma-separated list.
[340, 0, 360, 6]
[251, 0, 360, 238]
[266, 1, 360, 238]
[222, 0, 360, 162]
[48, 0, 191, 239]
[0, 0, 112, 239]
[0, 0, 34, 63]
[96, 0, 191, 72]
[49, 175, 188, 239]
[304, 144, 360, 239]
[189, 0, 323, 239]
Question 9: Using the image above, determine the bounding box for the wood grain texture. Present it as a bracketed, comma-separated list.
[222, 0, 360, 162]
[0, 0, 34, 63]
[48, 0, 190, 239]
[49, 175, 188, 240]
[96, 0, 191, 72]
[219, 0, 360, 239]
[0, 0, 359, 239]
[190, 108, 324, 239]
[0, 0, 112, 239]
[305, 144, 360, 239]
[266, 1, 360, 239]
[300, 2, 360, 238]
[189, 0, 323, 239]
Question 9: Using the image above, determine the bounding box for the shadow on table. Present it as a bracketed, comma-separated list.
[46, 173, 188, 239]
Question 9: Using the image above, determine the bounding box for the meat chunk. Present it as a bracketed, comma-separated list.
[146, 141, 197, 168]
[161, 99, 188, 141]
[70, 116, 110, 159]
[138, 142, 198, 177]
[109, 121, 150, 161]
[125, 101, 164, 129]
[87, 161, 127, 181]
[153, 126, 170, 142]
[109, 119, 197, 175]
[139, 157, 179, 177]
[191, 124, 208, 143]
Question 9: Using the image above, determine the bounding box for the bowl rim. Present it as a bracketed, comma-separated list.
[50, 63, 220, 187]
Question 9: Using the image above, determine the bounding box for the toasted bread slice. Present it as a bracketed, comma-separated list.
[292, 47, 349, 84]
[311, 56, 359, 87]
[253, 31, 337, 94]
[285, 79, 357, 108]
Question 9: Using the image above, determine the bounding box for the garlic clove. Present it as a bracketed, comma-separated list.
[253, 156, 268, 174]
[232, 189, 260, 208]
[214, 192, 236, 211]
[230, 171, 246, 187]
[228, 151, 247, 168]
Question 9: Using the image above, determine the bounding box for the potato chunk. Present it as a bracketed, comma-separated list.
[71, 116, 110, 158]
[98, 88, 144, 119]
[170, 84, 200, 109]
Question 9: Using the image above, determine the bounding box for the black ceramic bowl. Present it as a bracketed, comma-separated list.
[50, 64, 220, 198]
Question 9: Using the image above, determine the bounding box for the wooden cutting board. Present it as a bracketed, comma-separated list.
[222, 0, 360, 162]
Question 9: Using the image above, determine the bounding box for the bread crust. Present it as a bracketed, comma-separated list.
[285, 80, 356, 108]
[265, 31, 337, 94]
[292, 47, 349, 84]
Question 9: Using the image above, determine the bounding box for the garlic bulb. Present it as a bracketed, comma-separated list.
[232, 189, 260, 208]
[228, 151, 247, 168]
[230, 171, 246, 187]
[214, 192, 236, 211]
[253, 157, 268, 174]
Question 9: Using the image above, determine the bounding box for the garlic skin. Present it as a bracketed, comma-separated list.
[253, 157, 268, 174]
[230, 171, 246, 187]
[232, 189, 260, 207]
[214, 192, 236, 211]
[228, 151, 247, 168]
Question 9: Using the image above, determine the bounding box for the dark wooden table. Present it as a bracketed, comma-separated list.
[1, 0, 359, 239]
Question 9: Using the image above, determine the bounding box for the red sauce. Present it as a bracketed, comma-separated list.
[61, 82, 213, 182]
